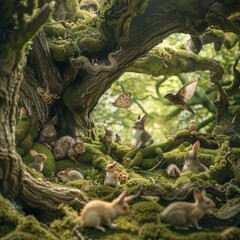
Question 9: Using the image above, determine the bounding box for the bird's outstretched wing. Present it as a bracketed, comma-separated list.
[177, 77, 198, 101]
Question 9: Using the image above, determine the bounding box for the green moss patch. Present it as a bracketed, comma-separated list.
[22, 142, 56, 177]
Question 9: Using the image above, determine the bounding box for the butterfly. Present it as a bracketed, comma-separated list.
[112, 92, 132, 109]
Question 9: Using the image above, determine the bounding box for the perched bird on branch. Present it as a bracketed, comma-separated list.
[164, 77, 198, 114]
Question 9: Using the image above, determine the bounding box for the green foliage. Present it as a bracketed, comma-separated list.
[93, 33, 239, 143]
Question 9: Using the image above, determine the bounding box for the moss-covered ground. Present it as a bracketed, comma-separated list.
[1, 118, 239, 239]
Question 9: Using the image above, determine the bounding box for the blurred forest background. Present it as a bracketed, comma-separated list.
[94, 33, 239, 142]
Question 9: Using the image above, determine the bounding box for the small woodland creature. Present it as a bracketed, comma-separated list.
[183, 141, 208, 172]
[122, 157, 132, 169]
[221, 226, 239, 240]
[38, 115, 58, 150]
[164, 77, 198, 114]
[28, 149, 47, 172]
[79, 0, 99, 14]
[37, 86, 60, 104]
[57, 168, 84, 183]
[133, 115, 154, 149]
[160, 189, 215, 230]
[119, 173, 129, 184]
[19, 106, 28, 117]
[166, 164, 181, 178]
[115, 133, 122, 145]
[68, 138, 85, 163]
[53, 136, 85, 163]
[102, 125, 113, 154]
[112, 92, 132, 109]
[81, 190, 140, 232]
[188, 120, 197, 132]
[104, 161, 120, 187]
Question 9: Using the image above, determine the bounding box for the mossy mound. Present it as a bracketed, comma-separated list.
[138, 223, 223, 240]
[88, 185, 123, 201]
[130, 201, 163, 225]
[15, 215, 58, 240]
[84, 143, 108, 170]
[16, 115, 38, 146]
[0, 194, 20, 237]
[111, 142, 132, 162]
[138, 223, 172, 240]
[50, 205, 80, 240]
[65, 179, 88, 189]
[55, 159, 90, 175]
[22, 142, 56, 177]
[209, 156, 233, 184]
[0, 194, 57, 240]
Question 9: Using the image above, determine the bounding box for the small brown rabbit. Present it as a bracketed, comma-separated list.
[122, 157, 132, 169]
[57, 168, 84, 183]
[53, 136, 72, 160]
[119, 173, 129, 184]
[81, 191, 140, 232]
[183, 141, 208, 172]
[188, 120, 197, 132]
[166, 164, 181, 178]
[53, 136, 85, 163]
[133, 115, 153, 149]
[160, 189, 215, 230]
[28, 149, 47, 172]
[38, 116, 58, 150]
[115, 133, 122, 145]
[68, 138, 85, 163]
[104, 161, 120, 187]
[102, 125, 113, 154]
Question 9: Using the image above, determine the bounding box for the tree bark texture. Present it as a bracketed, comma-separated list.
[20, 0, 240, 136]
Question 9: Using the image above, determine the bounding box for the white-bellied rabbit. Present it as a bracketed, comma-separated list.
[183, 141, 208, 172]
[133, 115, 153, 149]
[160, 189, 215, 230]
[28, 149, 47, 172]
[104, 161, 120, 187]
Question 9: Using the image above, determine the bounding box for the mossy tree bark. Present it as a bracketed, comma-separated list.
[20, 0, 240, 137]
[0, 1, 87, 215]
[1, 0, 240, 214]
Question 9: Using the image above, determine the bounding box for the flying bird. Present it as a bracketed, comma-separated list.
[163, 78, 198, 113]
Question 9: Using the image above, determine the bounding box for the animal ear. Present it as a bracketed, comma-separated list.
[193, 141, 200, 151]
[193, 189, 203, 203]
[112, 161, 117, 167]
[29, 149, 38, 157]
[51, 115, 58, 125]
[78, 135, 84, 142]
[201, 189, 207, 197]
[137, 115, 141, 120]
[141, 115, 148, 123]
[116, 190, 128, 203]
[125, 191, 141, 203]
[65, 168, 72, 174]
